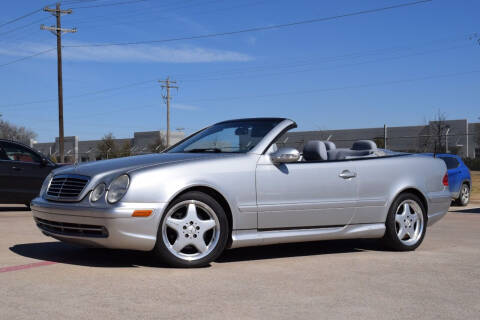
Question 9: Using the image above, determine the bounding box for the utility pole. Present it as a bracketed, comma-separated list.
[41, 3, 76, 163]
[158, 77, 178, 147]
[384, 124, 388, 149]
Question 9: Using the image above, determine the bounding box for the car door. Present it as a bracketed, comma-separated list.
[0, 144, 15, 203]
[255, 154, 358, 229]
[0, 141, 53, 203]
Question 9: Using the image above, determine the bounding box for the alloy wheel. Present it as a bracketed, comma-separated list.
[161, 200, 220, 261]
[461, 185, 470, 204]
[394, 200, 424, 246]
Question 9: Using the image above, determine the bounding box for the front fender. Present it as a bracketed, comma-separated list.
[121, 155, 259, 230]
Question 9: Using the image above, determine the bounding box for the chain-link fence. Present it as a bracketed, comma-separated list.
[43, 131, 480, 170]
[278, 132, 479, 166]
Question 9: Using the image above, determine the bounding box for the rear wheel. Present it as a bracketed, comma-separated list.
[454, 183, 470, 206]
[382, 193, 427, 251]
[153, 191, 229, 268]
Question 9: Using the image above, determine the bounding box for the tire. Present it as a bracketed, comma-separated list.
[454, 183, 470, 207]
[382, 192, 427, 251]
[153, 191, 229, 268]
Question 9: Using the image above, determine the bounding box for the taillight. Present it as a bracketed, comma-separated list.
[442, 173, 449, 186]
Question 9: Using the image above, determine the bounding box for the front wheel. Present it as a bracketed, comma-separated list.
[454, 183, 470, 206]
[382, 193, 427, 251]
[153, 191, 229, 268]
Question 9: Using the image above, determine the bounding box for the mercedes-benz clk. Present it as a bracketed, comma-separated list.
[32, 118, 451, 267]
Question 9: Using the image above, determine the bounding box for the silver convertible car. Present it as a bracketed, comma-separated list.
[31, 118, 451, 267]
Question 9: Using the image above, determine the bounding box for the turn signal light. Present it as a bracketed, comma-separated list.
[442, 173, 449, 186]
[132, 210, 153, 217]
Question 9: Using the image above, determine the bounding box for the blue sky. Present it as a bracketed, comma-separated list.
[0, 0, 479, 142]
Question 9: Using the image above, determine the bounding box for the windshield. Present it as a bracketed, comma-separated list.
[167, 119, 283, 153]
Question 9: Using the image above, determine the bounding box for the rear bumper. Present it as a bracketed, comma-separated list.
[31, 197, 166, 251]
[427, 192, 451, 226]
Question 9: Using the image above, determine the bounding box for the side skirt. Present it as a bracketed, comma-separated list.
[230, 223, 385, 249]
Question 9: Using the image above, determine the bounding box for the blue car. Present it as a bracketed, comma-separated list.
[425, 153, 472, 206]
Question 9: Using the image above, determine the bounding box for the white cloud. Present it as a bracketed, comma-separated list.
[0, 41, 253, 63]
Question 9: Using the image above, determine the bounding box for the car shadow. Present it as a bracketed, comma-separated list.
[10, 242, 169, 268]
[217, 239, 381, 263]
[0, 206, 29, 212]
[451, 207, 480, 214]
[10, 239, 383, 268]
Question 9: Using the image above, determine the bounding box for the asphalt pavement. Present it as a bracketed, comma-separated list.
[1, 203, 479, 320]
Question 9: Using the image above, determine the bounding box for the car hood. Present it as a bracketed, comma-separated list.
[51, 153, 230, 177]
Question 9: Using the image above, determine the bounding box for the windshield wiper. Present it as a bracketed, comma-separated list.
[184, 148, 222, 153]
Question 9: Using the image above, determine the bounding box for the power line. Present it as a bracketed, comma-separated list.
[0, 1, 77, 29]
[71, 0, 148, 9]
[70, 0, 264, 32]
[175, 70, 480, 104]
[4, 69, 479, 114]
[0, 78, 156, 108]
[178, 44, 471, 83]
[9, 70, 480, 132]
[66, 0, 213, 27]
[0, 47, 56, 67]
[0, 17, 50, 37]
[1, 31, 475, 107]
[0, 8, 43, 29]
[0, 0, 433, 68]
[0, 1, 103, 30]
[65, 0, 433, 47]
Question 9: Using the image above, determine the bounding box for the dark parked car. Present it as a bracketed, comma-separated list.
[0, 139, 62, 206]
[425, 153, 472, 206]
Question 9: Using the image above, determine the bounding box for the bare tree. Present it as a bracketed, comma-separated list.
[418, 110, 449, 153]
[0, 115, 37, 144]
[429, 110, 449, 153]
[119, 140, 132, 157]
[149, 136, 167, 153]
[373, 137, 385, 149]
[475, 123, 480, 150]
[97, 133, 117, 159]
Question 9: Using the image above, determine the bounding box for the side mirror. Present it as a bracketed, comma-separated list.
[40, 158, 49, 167]
[270, 147, 300, 163]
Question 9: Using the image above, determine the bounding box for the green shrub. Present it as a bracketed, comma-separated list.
[463, 158, 480, 171]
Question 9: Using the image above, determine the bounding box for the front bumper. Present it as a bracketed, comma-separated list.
[31, 197, 167, 251]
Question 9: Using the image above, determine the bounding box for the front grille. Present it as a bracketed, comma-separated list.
[46, 174, 89, 200]
[35, 217, 108, 238]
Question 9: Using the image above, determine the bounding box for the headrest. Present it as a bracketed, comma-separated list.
[303, 141, 328, 161]
[269, 143, 278, 153]
[352, 140, 377, 151]
[323, 141, 336, 151]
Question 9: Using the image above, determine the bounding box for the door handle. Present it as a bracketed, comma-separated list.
[339, 170, 356, 179]
[12, 166, 22, 171]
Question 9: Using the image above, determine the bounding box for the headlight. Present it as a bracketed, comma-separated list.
[107, 175, 130, 204]
[90, 183, 106, 202]
[40, 173, 53, 196]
